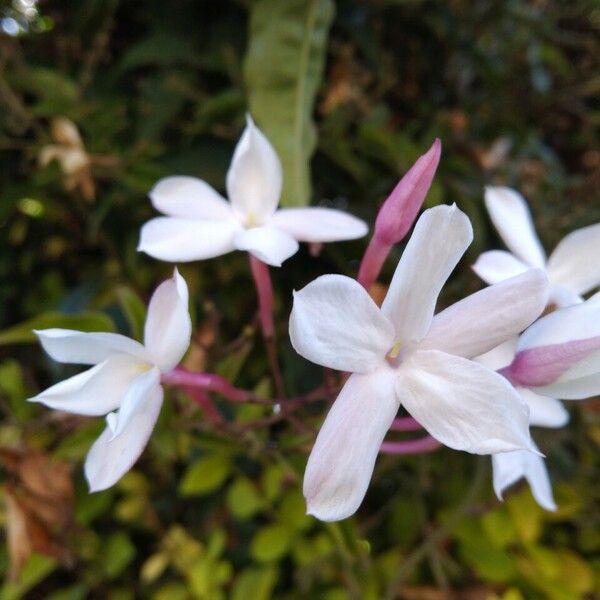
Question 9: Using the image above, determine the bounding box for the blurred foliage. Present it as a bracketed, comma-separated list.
[0, 0, 599, 597]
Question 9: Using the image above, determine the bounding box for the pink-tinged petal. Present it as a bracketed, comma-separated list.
[138, 217, 239, 262]
[520, 390, 569, 428]
[547, 223, 600, 295]
[398, 350, 534, 454]
[374, 139, 441, 245]
[303, 367, 400, 521]
[472, 250, 531, 285]
[85, 385, 163, 492]
[502, 338, 600, 390]
[106, 367, 161, 439]
[421, 270, 548, 358]
[289, 275, 395, 373]
[226, 115, 282, 222]
[268, 207, 368, 242]
[502, 301, 600, 392]
[28, 354, 147, 416]
[149, 176, 233, 220]
[484, 187, 546, 267]
[144, 270, 191, 372]
[35, 329, 149, 365]
[492, 445, 556, 511]
[381, 205, 473, 345]
[233, 226, 299, 267]
[518, 300, 600, 350]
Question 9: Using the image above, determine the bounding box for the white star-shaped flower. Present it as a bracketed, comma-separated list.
[29, 270, 191, 492]
[289, 204, 549, 521]
[473, 186, 600, 306]
[138, 116, 368, 267]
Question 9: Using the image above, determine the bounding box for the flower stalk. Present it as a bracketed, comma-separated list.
[380, 436, 441, 454]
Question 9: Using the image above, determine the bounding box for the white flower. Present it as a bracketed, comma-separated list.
[473, 186, 600, 306]
[29, 270, 192, 492]
[477, 339, 569, 511]
[289, 204, 549, 521]
[138, 116, 368, 267]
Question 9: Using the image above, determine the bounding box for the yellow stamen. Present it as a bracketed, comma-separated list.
[246, 211, 258, 228]
[388, 341, 401, 359]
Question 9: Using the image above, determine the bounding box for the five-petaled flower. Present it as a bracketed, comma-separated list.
[289, 204, 549, 521]
[138, 116, 368, 267]
[473, 186, 600, 307]
[29, 270, 192, 492]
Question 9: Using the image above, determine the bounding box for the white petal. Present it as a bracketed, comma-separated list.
[268, 207, 368, 242]
[138, 217, 239, 262]
[28, 354, 148, 416]
[398, 350, 534, 454]
[547, 223, 600, 295]
[35, 329, 149, 365]
[518, 300, 600, 350]
[289, 274, 395, 373]
[149, 176, 233, 220]
[421, 269, 549, 358]
[520, 389, 569, 428]
[534, 373, 600, 401]
[233, 226, 299, 267]
[492, 445, 556, 511]
[381, 205, 473, 346]
[144, 270, 192, 372]
[484, 186, 546, 267]
[303, 367, 400, 521]
[472, 250, 531, 285]
[226, 115, 282, 222]
[548, 285, 584, 308]
[475, 338, 518, 371]
[106, 367, 161, 438]
[85, 384, 163, 492]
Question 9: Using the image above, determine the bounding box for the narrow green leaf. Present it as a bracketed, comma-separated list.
[0, 312, 115, 345]
[244, 0, 335, 206]
[115, 286, 146, 341]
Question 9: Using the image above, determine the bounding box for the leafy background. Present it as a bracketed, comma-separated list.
[0, 0, 599, 598]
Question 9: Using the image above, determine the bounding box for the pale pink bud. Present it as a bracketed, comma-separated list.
[357, 139, 442, 289]
[374, 138, 441, 245]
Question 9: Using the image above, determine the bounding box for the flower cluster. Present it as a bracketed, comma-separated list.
[29, 118, 600, 521]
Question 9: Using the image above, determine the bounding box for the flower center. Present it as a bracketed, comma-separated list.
[386, 341, 403, 367]
[245, 211, 259, 228]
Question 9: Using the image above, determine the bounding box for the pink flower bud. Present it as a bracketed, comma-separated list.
[357, 139, 442, 289]
[374, 138, 441, 245]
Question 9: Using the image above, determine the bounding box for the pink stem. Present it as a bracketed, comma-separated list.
[357, 236, 392, 290]
[162, 367, 249, 402]
[181, 386, 224, 424]
[380, 436, 441, 455]
[249, 254, 274, 339]
[389, 417, 423, 432]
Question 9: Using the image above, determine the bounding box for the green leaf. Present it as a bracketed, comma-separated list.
[278, 489, 311, 532]
[251, 523, 294, 562]
[0, 360, 35, 421]
[232, 566, 278, 600]
[179, 454, 232, 497]
[102, 533, 136, 579]
[0, 311, 115, 345]
[226, 477, 265, 520]
[244, 0, 335, 206]
[1, 554, 57, 600]
[115, 286, 146, 341]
